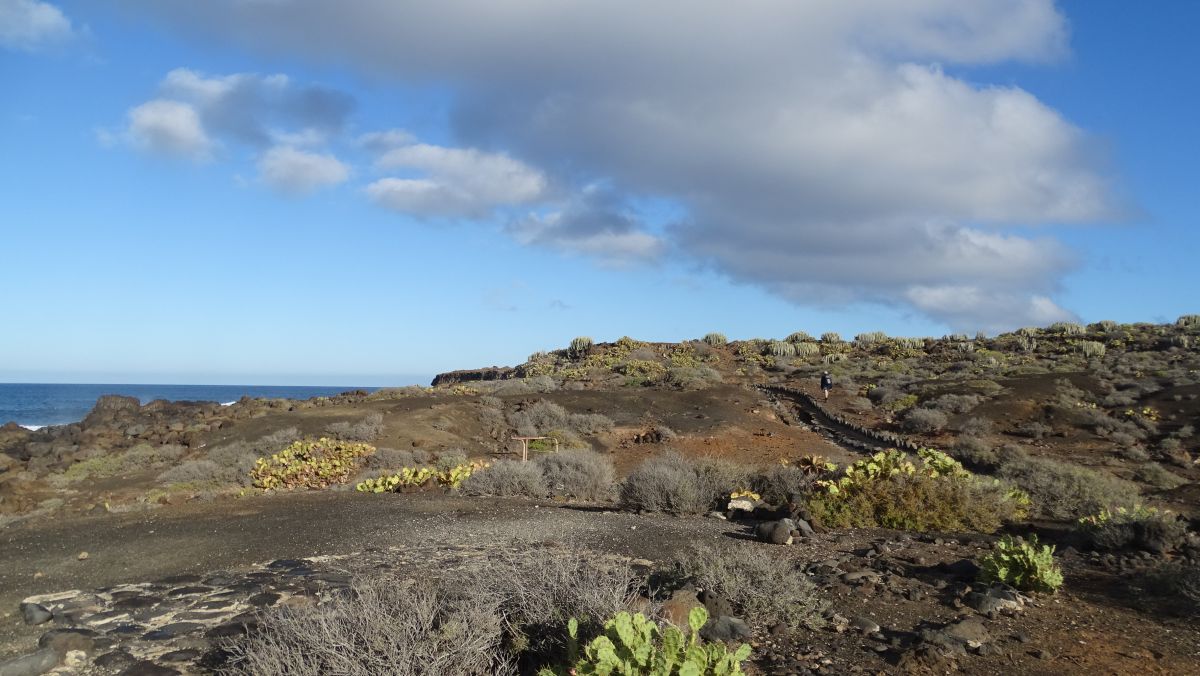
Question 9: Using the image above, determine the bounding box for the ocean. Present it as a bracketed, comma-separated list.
[0, 383, 378, 429]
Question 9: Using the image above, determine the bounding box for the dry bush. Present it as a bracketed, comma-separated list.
[751, 464, 817, 505]
[901, 408, 949, 433]
[568, 413, 615, 436]
[666, 366, 724, 390]
[1135, 462, 1187, 490]
[926, 394, 983, 414]
[433, 449, 468, 471]
[363, 447, 418, 470]
[156, 459, 223, 485]
[466, 550, 652, 665]
[956, 417, 993, 436]
[848, 397, 874, 413]
[619, 453, 747, 515]
[325, 413, 384, 442]
[1079, 508, 1189, 553]
[997, 455, 1140, 520]
[508, 400, 568, 436]
[535, 450, 615, 501]
[460, 460, 548, 497]
[1012, 421, 1051, 440]
[226, 577, 514, 676]
[666, 544, 827, 628]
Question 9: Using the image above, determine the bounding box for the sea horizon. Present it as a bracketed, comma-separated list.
[0, 382, 395, 429]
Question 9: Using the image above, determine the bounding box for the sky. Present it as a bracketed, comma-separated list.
[0, 0, 1196, 386]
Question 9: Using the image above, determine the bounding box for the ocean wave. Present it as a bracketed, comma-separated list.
[220, 401, 236, 406]
[20, 424, 44, 431]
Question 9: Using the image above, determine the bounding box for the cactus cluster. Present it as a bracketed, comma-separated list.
[785, 331, 812, 343]
[766, 340, 796, 358]
[1077, 340, 1106, 358]
[820, 331, 842, 343]
[792, 342, 821, 359]
[251, 438, 376, 491]
[538, 607, 750, 676]
[702, 332, 727, 346]
[853, 331, 888, 345]
[355, 460, 489, 493]
[569, 336, 595, 359]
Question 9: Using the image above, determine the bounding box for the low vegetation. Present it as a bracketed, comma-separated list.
[250, 438, 376, 490]
[538, 608, 751, 676]
[806, 450, 1024, 533]
[978, 534, 1063, 594]
[666, 544, 827, 629]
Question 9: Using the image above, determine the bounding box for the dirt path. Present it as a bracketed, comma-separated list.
[0, 491, 737, 659]
[762, 385, 894, 453]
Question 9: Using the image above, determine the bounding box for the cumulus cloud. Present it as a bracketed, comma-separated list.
[126, 100, 212, 160]
[366, 143, 545, 218]
[0, 0, 73, 51]
[509, 186, 664, 263]
[257, 146, 350, 194]
[117, 0, 1123, 329]
[115, 68, 352, 159]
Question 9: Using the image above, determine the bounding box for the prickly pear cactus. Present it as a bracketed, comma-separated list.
[539, 607, 751, 676]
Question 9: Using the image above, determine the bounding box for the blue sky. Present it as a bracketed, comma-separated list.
[0, 0, 1196, 386]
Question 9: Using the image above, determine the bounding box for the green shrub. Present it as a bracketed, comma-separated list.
[807, 450, 1023, 533]
[569, 336, 594, 358]
[620, 453, 746, 515]
[250, 438, 375, 490]
[702, 332, 727, 346]
[536, 450, 615, 501]
[460, 460, 548, 497]
[1076, 505, 1189, 553]
[996, 455, 1140, 520]
[750, 464, 817, 505]
[539, 608, 750, 676]
[666, 544, 827, 629]
[978, 534, 1063, 594]
[618, 359, 669, 384]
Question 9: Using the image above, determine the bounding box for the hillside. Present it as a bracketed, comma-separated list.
[1, 318, 1198, 674]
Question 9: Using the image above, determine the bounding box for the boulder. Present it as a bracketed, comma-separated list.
[754, 520, 794, 545]
[0, 648, 59, 676]
[661, 589, 702, 628]
[700, 615, 752, 642]
[19, 603, 52, 626]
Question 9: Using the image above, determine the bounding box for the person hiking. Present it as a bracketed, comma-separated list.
[820, 371, 833, 400]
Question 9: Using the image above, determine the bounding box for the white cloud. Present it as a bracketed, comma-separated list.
[0, 0, 73, 51]
[508, 186, 664, 263]
[116, 68, 352, 159]
[126, 100, 212, 160]
[257, 146, 350, 194]
[357, 129, 414, 152]
[116, 1, 1124, 329]
[367, 143, 545, 217]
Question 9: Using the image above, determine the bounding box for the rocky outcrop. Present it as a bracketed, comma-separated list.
[430, 366, 516, 387]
